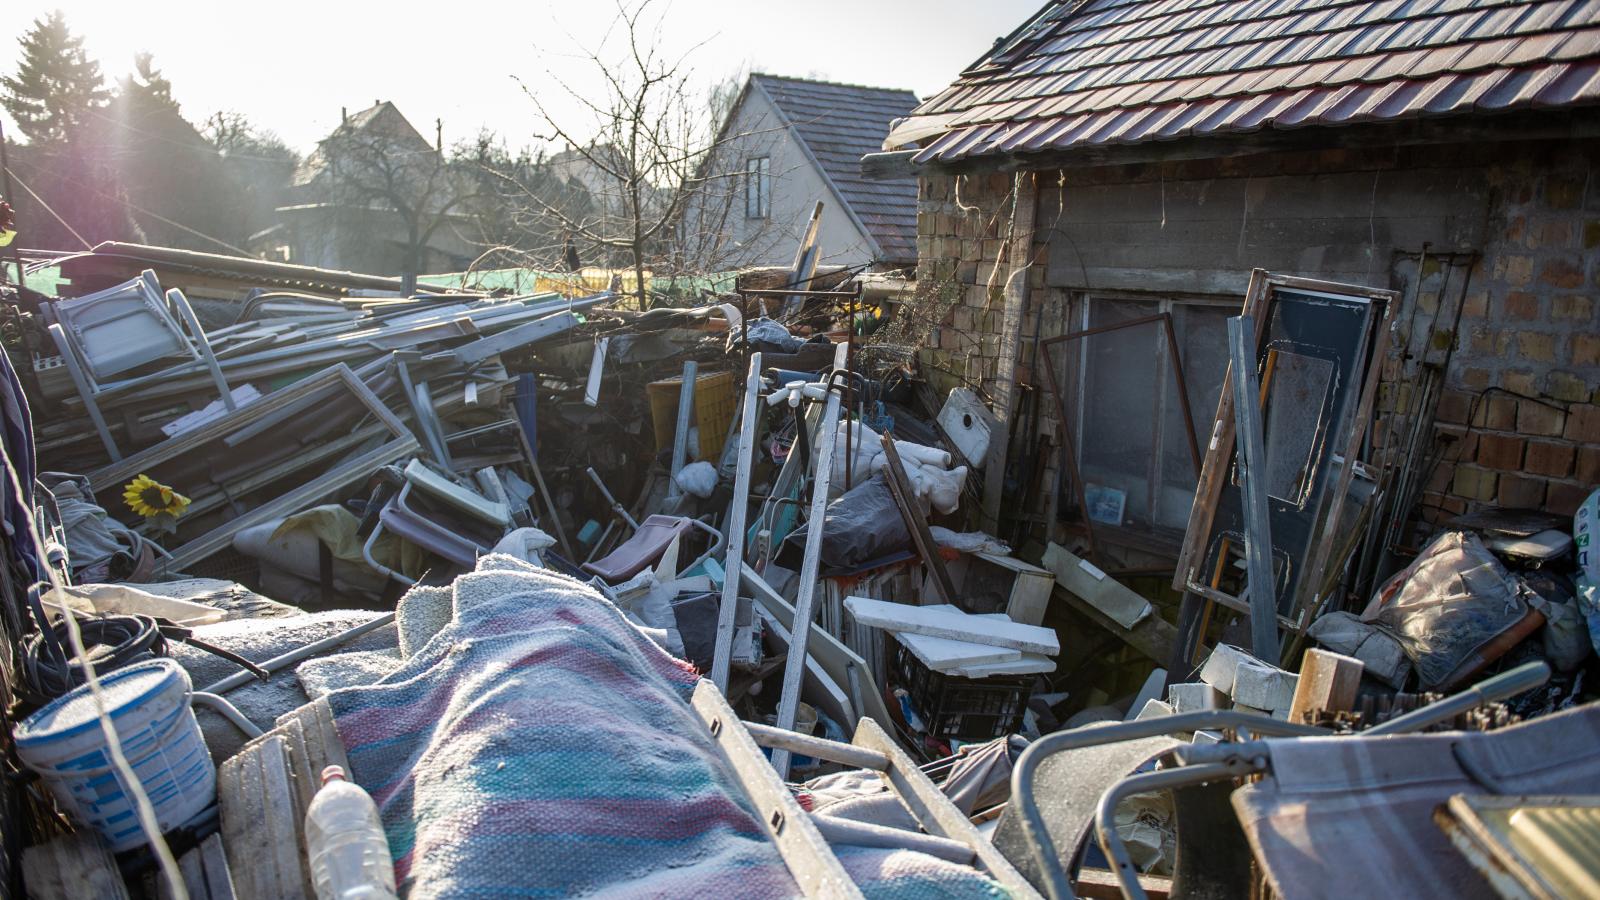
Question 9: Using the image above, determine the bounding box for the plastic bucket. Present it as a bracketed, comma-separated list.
[15, 658, 216, 852]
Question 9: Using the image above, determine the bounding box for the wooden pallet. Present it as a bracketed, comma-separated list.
[216, 697, 349, 900]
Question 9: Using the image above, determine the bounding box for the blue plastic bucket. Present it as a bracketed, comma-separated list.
[15, 659, 216, 852]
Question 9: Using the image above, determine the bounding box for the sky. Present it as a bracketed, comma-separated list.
[3, 0, 1044, 154]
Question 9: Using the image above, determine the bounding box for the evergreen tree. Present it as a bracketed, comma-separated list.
[1, 11, 110, 145]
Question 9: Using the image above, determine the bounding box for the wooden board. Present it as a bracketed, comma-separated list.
[1287, 648, 1364, 723]
[844, 595, 1060, 655]
[1041, 543, 1151, 630]
[21, 831, 130, 900]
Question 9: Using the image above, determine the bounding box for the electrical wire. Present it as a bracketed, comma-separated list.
[1, 166, 92, 250]
[22, 613, 165, 700]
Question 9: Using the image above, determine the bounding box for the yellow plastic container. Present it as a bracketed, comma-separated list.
[646, 370, 737, 461]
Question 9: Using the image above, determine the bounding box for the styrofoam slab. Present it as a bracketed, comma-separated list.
[845, 596, 1059, 655]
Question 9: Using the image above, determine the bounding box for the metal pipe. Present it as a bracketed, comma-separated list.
[744, 720, 889, 771]
[585, 467, 639, 530]
[190, 691, 265, 739]
[1367, 660, 1550, 736]
[1095, 763, 1251, 900]
[812, 815, 975, 864]
[667, 360, 698, 502]
[1011, 710, 1327, 900]
[201, 612, 396, 696]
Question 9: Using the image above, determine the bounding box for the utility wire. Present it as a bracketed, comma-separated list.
[10, 161, 252, 257]
[1, 166, 91, 250]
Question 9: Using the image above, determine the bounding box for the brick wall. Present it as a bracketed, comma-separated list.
[910, 138, 1600, 547]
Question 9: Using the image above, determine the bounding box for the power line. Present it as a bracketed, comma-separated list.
[81, 107, 300, 165]
[14, 159, 253, 257]
[2, 166, 91, 250]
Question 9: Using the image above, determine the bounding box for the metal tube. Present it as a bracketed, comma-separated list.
[190, 691, 265, 739]
[711, 352, 763, 692]
[812, 815, 975, 864]
[1367, 660, 1550, 736]
[1095, 764, 1248, 900]
[585, 467, 639, 530]
[667, 361, 698, 502]
[1011, 710, 1327, 900]
[744, 720, 889, 771]
[201, 612, 396, 696]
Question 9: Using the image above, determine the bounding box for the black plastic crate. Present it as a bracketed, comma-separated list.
[892, 640, 1032, 741]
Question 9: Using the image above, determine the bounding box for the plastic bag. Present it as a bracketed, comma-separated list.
[800, 472, 911, 569]
[1369, 531, 1536, 689]
[674, 461, 719, 499]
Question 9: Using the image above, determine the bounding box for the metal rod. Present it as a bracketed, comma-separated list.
[1095, 764, 1248, 900]
[1011, 710, 1326, 900]
[744, 720, 889, 771]
[585, 467, 639, 531]
[667, 360, 697, 502]
[190, 691, 265, 739]
[770, 346, 847, 777]
[812, 815, 975, 864]
[1227, 315, 1279, 665]
[711, 352, 762, 692]
[1367, 660, 1550, 736]
[201, 612, 396, 696]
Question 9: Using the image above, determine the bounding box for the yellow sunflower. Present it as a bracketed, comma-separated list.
[123, 474, 191, 519]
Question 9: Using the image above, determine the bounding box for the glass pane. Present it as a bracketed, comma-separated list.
[1080, 299, 1159, 525]
[1262, 350, 1334, 505]
[1157, 304, 1231, 528]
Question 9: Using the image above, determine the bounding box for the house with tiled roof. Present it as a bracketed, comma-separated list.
[867, 0, 1600, 660]
[676, 74, 919, 272]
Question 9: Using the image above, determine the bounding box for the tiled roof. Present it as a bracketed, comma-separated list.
[889, 0, 1600, 163]
[752, 75, 921, 265]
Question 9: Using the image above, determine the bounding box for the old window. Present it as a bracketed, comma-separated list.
[745, 156, 770, 219]
[1073, 295, 1232, 534]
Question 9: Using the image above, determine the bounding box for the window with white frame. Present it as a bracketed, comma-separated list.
[1070, 295, 1233, 533]
[745, 156, 770, 219]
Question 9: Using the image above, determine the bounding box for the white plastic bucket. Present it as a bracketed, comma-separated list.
[15, 658, 216, 852]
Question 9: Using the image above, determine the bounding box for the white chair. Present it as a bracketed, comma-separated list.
[46, 269, 235, 461]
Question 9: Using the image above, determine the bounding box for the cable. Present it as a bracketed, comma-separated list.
[2, 458, 188, 898]
[22, 613, 165, 700]
[1, 167, 92, 250]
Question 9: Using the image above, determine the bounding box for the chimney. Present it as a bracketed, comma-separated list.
[341, 106, 348, 124]
[435, 118, 443, 153]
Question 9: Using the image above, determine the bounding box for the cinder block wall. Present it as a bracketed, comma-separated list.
[911, 138, 1600, 547]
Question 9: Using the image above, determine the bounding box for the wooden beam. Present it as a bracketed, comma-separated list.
[1287, 648, 1364, 723]
[1051, 583, 1177, 664]
[982, 171, 1037, 530]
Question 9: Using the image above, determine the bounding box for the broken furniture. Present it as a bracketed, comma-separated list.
[45, 270, 235, 461]
[361, 459, 514, 585]
[1172, 271, 1397, 670]
[582, 514, 697, 583]
[1004, 661, 1551, 900]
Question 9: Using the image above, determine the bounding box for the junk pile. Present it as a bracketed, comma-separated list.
[2, 251, 1598, 900]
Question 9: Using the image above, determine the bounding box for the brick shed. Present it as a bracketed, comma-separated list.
[870, 0, 1600, 574]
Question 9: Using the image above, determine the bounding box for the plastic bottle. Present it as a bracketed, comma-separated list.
[304, 765, 398, 900]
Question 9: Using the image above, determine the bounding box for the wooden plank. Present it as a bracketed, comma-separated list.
[1041, 543, 1152, 630]
[1287, 648, 1365, 723]
[690, 683, 862, 899]
[1051, 584, 1176, 664]
[21, 832, 130, 900]
[199, 833, 237, 900]
[896, 630, 1022, 670]
[1173, 270, 1268, 594]
[844, 595, 1060, 655]
[1227, 314, 1280, 666]
[712, 351, 763, 692]
[217, 739, 271, 900]
[851, 718, 1043, 898]
[982, 171, 1037, 530]
[257, 737, 312, 900]
[175, 843, 208, 900]
[771, 342, 847, 777]
[878, 432, 957, 605]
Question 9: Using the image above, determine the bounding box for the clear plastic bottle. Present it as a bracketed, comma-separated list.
[304, 765, 398, 900]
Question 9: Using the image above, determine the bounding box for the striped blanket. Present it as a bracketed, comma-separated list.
[327, 555, 1007, 898]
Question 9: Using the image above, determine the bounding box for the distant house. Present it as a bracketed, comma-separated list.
[678, 74, 919, 273]
[261, 101, 475, 278]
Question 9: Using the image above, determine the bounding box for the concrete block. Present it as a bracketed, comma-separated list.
[1198, 643, 1252, 695]
[1231, 657, 1299, 712]
[1135, 699, 1173, 721]
[1167, 681, 1225, 713]
[1191, 730, 1224, 745]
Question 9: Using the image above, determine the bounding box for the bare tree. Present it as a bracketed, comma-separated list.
[496, 0, 783, 307]
[317, 112, 481, 289]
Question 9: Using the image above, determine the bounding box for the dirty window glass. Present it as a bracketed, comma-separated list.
[1261, 349, 1334, 505]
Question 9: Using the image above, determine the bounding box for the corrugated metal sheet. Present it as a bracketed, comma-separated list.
[893, 0, 1600, 162]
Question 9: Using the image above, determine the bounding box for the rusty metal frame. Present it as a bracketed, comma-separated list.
[1039, 311, 1202, 563]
